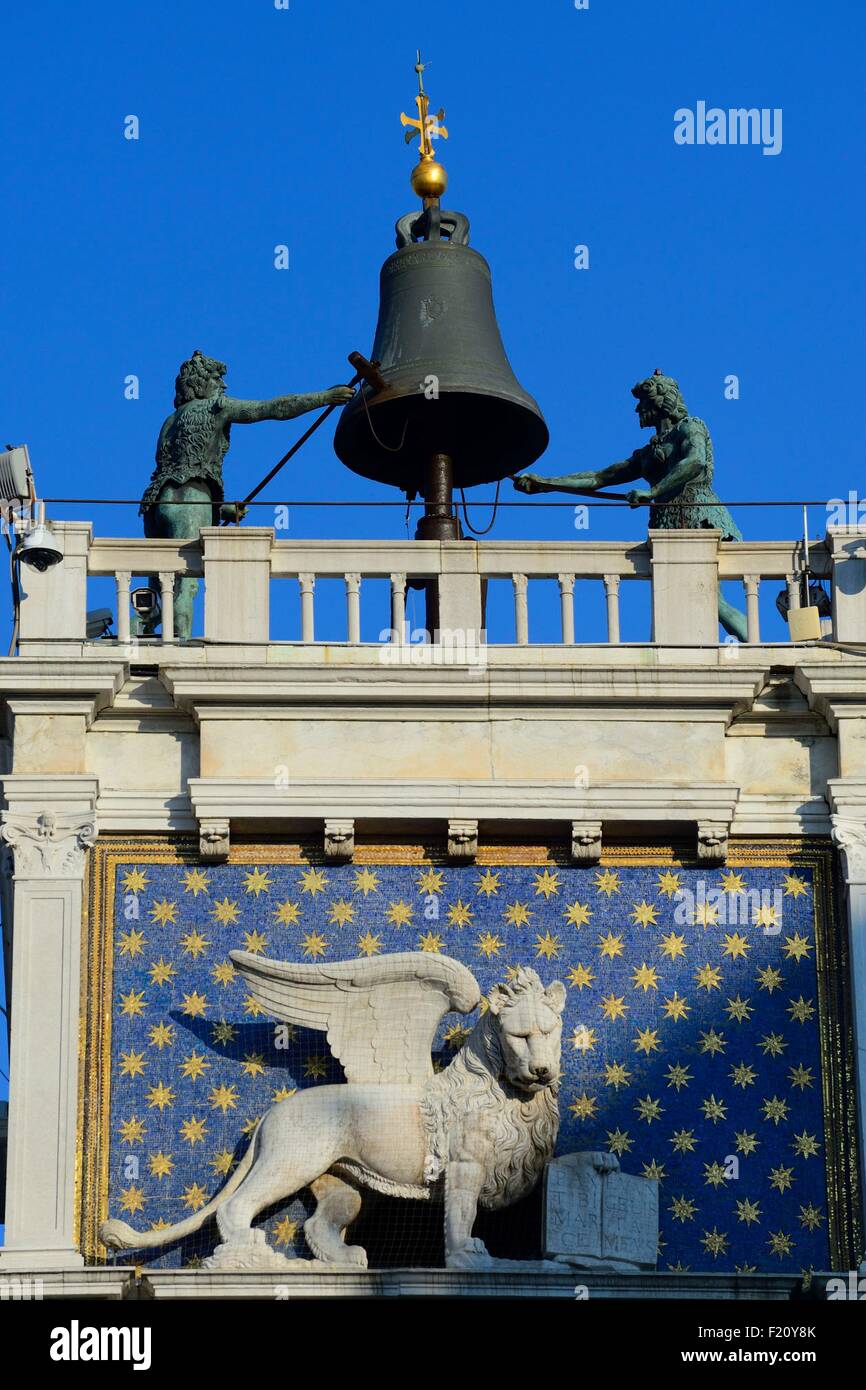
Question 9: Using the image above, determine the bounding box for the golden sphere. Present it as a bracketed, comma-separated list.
[411, 158, 447, 201]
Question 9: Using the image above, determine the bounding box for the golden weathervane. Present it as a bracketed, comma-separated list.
[400, 50, 449, 204]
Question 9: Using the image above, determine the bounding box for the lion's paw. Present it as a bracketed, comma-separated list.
[446, 1238, 496, 1271]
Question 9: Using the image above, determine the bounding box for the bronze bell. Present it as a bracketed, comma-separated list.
[334, 208, 549, 517]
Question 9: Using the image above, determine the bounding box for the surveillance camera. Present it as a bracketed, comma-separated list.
[15, 524, 62, 572]
[131, 587, 159, 617]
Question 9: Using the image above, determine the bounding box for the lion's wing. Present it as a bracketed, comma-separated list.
[229, 950, 481, 1085]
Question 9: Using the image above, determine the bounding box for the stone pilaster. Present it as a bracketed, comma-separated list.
[830, 795, 866, 1267]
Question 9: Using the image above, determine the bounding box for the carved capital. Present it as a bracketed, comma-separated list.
[571, 821, 602, 863]
[831, 815, 866, 884]
[200, 818, 230, 863]
[697, 822, 729, 865]
[448, 819, 478, 862]
[0, 810, 97, 879]
[324, 819, 355, 863]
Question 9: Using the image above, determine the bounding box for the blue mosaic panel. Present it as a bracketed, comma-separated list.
[106, 858, 830, 1271]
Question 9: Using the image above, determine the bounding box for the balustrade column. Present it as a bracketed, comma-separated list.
[158, 571, 175, 643]
[558, 574, 575, 645]
[390, 573, 406, 644]
[743, 576, 760, 643]
[603, 574, 621, 644]
[115, 570, 131, 643]
[299, 573, 316, 642]
[345, 573, 361, 644]
[513, 574, 529, 645]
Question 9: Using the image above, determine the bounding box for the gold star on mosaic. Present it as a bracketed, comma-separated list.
[149, 899, 178, 927]
[756, 965, 784, 993]
[211, 897, 240, 926]
[604, 1060, 631, 1089]
[571, 1025, 598, 1053]
[417, 868, 445, 895]
[387, 900, 415, 928]
[659, 931, 687, 960]
[243, 994, 266, 1017]
[243, 867, 272, 897]
[357, 931, 383, 957]
[601, 993, 628, 1021]
[182, 868, 209, 896]
[274, 1215, 299, 1247]
[597, 931, 624, 959]
[695, 963, 722, 992]
[240, 1053, 265, 1078]
[148, 1021, 175, 1050]
[782, 933, 812, 962]
[503, 901, 532, 928]
[734, 1131, 759, 1156]
[759, 1031, 787, 1057]
[656, 870, 682, 898]
[118, 928, 147, 958]
[299, 867, 328, 896]
[146, 1081, 175, 1111]
[698, 1028, 727, 1057]
[534, 931, 562, 960]
[670, 1128, 698, 1154]
[734, 1263, 757, 1274]
[788, 1063, 813, 1091]
[476, 931, 503, 959]
[768, 1164, 795, 1193]
[753, 903, 780, 931]
[179, 1115, 208, 1146]
[735, 1198, 761, 1226]
[703, 1162, 729, 1190]
[274, 900, 301, 927]
[720, 870, 746, 894]
[635, 1094, 664, 1125]
[563, 899, 592, 929]
[667, 1261, 690, 1272]
[122, 867, 150, 895]
[209, 1083, 239, 1114]
[722, 932, 751, 960]
[241, 1116, 261, 1135]
[701, 1095, 727, 1125]
[120, 989, 147, 1019]
[148, 957, 177, 988]
[211, 959, 235, 987]
[631, 962, 659, 993]
[702, 1227, 729, 1258]
[353, 867, 381, 896]
[767, 1230, 794, 1260]
[606, 1128, 633, 1156]
[242, 929, 268, 956]
[729, 1061, 757, 1088]
[417, 931, 444, 953]
[328, 899, 355, 927]
[181, 1182, 208, 1212]
[634, 1026, 661, 1055]
[181, 991, 208, 1018]
[787, 995, 815, 1024]
[782, 874, 809, 898]
[301, 930, 329, 959]
[662, 992, 690, 1022]
[693, 901, 720, 928]
[725, 994, 753, 1023]
[303, 1056, 328, 1080]
[762, 1096, 789, 1125]
[272, 1086, 296, 1103]
[148, 1152, 175, 1181]
[439, 1025, 471, 1056]
[179, 1051, 210, 1082]
[643, 1160, 666, 1182]
[211, 1149, 234, 1177]
[630, 900, 659, 928]
[533, 869, 561, 898]
[665, 1063, 692, 1091]
[181, 929, 210, 959]
[118, 1115, 146, 1145]
[567, 961, 595, 989]
[211, 1019, 237, 1046]
[119, 1050, 147, 1078]
[119, 1185, 146, 1216]
[594, 869, 621, 896]
[475, 869, 500, 898]
[669, 1195, 698, 1223]
[569, 1092, 598, 1121]
[798, 1203, 824, 1231]
[791, 1129, 820, 1160]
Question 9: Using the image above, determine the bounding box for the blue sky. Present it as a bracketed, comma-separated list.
[0, 0, 864, 1192]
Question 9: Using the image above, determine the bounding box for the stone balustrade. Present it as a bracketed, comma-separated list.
[15, 520, 866, 655]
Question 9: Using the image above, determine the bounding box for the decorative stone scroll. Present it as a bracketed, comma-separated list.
[571, 821, 602, 864]
[447, 819, 478, 861]
[831, 815, 866, 884]
[324, 819, 355, 862]
[0, 810, 96, 879]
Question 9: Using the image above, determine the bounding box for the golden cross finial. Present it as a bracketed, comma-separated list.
[400, 49, 448, 163]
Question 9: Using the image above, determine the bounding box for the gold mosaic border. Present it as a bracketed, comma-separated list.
[79, 835, 862, 1268]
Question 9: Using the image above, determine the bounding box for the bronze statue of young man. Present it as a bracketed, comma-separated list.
[138, 351, 353, 639]
[514, 371, 747, 641]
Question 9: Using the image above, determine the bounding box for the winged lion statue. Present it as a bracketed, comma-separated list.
[100, 950, 569, 1270]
